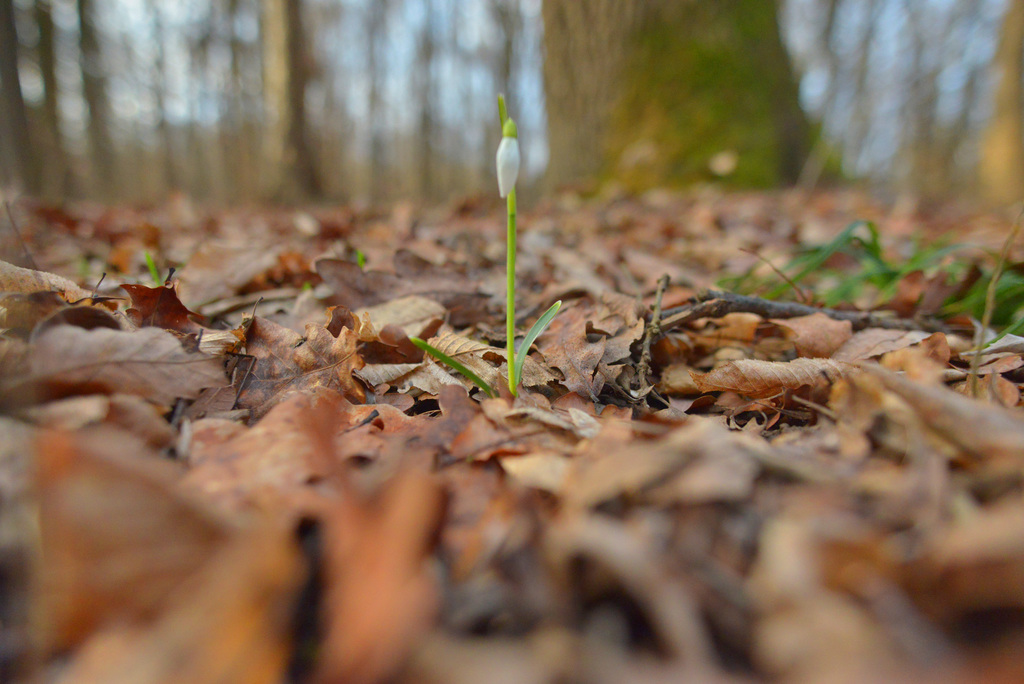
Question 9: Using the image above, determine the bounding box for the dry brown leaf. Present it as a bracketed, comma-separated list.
[316, 250, 490, 326]
[316, 470, 445, 683]
[538, 305, 605, 401]
[236, 316, 365, 419]
[55, 522, 304, 684]
[13, 325, 227, 405]
[35, 428, 233, 653]
[499, 451, 571, 492]
[692, 358, 855, 398]
[26, 394, 175, 451]
[357, 295, 446, 339]
[859, 363, 1024, 466]
[565, 418, 767, 508]
[771, 312, 854, 358]
[0, 258, 97, 303]
[832, 328, 932, 361]
[183, 388, 342, 512]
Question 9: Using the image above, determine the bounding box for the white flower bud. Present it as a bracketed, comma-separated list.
[496, 136, 520, 198]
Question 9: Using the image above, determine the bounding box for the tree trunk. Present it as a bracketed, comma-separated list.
[77, 0, 115, 194]
[0, 0, 41, 194]
[34, 0, 68, 196]
[261, 0, 321, 201]
[414, 0, 437, 201]
[541, 0, 810, 190]
[365, 0, 389, 205]
[980, 0, 1024, 205]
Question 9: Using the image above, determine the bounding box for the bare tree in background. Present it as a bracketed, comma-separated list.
[365, 0, 390, 205]
[34, 0, 68, 196]
[414, 0, 438, 200]
[1, 0, 41, 194]
[262, 0, 322, 200]
[77, 0, 115, 194]
[980, 0, 1024, 204]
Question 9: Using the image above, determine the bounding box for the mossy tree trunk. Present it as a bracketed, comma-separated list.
[542, 0, 810, 191]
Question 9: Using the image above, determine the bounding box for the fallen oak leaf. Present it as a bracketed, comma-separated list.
[691, 358, 855, 399]
[538, 305, 605, 401]
[122, 282, 207, 335]
[236, 316, 366, 420]
[122, 282, 245, 355]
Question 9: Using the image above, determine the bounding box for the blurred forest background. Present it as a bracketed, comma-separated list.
[1, 0, 1023, 206]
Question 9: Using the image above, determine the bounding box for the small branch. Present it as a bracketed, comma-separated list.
[634, 274, 670, 399]
[658, 289, 954, 334]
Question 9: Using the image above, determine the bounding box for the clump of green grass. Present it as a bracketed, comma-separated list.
[723, 219, 1024, 331]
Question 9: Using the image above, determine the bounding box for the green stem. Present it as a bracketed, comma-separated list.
[506, 187, 517, 396]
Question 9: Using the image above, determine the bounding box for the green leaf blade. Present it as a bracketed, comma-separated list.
[512, 300, 561, 388]
[409, 337, 497, 398]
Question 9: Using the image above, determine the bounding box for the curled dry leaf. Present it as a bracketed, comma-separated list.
[832, 328, 932, 362]
[356, 294, 446, 339]
[122, 282, 245, 355]
[692, 358, 855, 398]
[0, 258, 98, 304]
[858, 363, 1024, 466]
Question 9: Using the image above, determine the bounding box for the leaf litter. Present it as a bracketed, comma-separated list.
[3, 190, 1024, 682]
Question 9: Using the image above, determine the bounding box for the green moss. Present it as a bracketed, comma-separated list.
[606, 0, 810, 191]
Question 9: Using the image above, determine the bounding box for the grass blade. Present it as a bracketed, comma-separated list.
[513, 300, 561, 388]
[409, 337, 497, 398]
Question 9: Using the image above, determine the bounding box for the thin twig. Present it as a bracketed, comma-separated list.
[969, 206, 1024, 397]
[3, 201, 38, 270]
[634, 274, 671, 399]
[658, 289, 954, 334]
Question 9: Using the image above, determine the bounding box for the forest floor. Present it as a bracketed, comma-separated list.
[3, 187, 1024, 683]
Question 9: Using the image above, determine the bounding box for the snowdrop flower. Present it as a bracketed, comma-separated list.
[496, 118, 520, 198]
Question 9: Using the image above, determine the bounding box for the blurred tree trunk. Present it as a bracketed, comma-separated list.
[365, 0, 389, 205]
[541, 0, 809, 190]
[485, 0, 519, 184]
[0, 0, 41, 194]
[148, 0, 179, 193]
[980, 0, 1024, 205]
[35, 0, 68, 196]
[414, 0, 437, 200]
[77, 0, 115, 193]
[262, 0, 321, 201]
